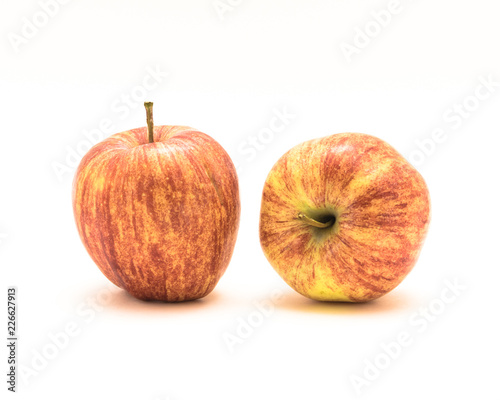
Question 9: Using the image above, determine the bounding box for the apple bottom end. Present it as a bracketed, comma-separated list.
[296, 289, 390, 303]
[123, 288, 216, 303]
[308, 297, 375, 304]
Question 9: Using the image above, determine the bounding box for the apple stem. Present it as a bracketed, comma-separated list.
[297, 213, 334, 229]
[145, 102, 154, 143]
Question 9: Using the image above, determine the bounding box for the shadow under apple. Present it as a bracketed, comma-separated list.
[276, 289, 415, 316]
[103, 287, 224, 315]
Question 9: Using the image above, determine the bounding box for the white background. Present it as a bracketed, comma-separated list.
[1, 0, 500, 399]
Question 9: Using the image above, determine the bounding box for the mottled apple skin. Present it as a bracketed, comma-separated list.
[73, 126, 240, 302]
[259, 133, 430, 302]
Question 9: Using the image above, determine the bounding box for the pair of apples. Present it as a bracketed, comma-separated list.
[73, 103, 430, 303]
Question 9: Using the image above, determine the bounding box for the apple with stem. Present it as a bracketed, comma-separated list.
[73, 102, 240, 302]
[259, 133, 430, 302]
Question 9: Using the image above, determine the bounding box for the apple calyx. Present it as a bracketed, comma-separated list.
[297, 213, 335, 229]
[144, 101, 154, 143]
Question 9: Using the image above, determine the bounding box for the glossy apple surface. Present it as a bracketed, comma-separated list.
[259, 133, 430, 302]
[73, 120, 240, 302]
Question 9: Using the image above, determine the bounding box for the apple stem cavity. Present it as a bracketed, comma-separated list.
[145, 102, 154, 143]
[297, 213, 335, 229]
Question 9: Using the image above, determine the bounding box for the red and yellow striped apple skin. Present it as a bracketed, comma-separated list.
[73, 126, 240, 302]
[259, 133, 430, 302]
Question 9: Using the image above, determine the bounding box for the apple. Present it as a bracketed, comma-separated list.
[259, 133, 430, 302]
[73, 102, 240, 302]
